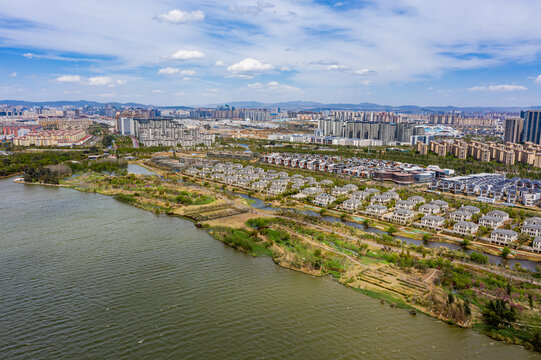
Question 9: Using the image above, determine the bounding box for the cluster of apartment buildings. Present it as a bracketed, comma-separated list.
[418, 138, 541, 167]
[260, 153, 454, 185]
[12, 129, 91, 147]
[431, 173, 541, 207]
[317, 119, 424, 145]
[116, 118, 215, 147]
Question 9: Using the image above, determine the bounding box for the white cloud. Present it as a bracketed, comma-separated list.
[327, 64, 347, 71]
[225, 73, 254, 79]
[87, 76, 113, 86]
[247, 82, 263, 89]
[181, 69, 196, 75]
[280, 66, 291, 71]
[158, 67, 180, 75]
[9, 72, 17, 77]
[228, 58, 273, 73]
[168, 49, 205, 60]
[154, 9, 204, 24]
[248, 81, 301, 92]
[182, 77, 192, 81]
[116, 79, 127, 85]
[152, 89, 164, 93]
[99, 93, 115, 98]
[468, 84, 527, 91]
[534, 75, 541, 84]
[215, 60, 225, 66]
[354, 68, 374, 75]
[174, 91, 185, 96]
[55, 75, 82, 83]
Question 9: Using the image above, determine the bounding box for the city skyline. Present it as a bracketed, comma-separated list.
[2, 0, 541, 106]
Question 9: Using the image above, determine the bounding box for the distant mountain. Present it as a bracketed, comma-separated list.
[1, 99, 539, 113]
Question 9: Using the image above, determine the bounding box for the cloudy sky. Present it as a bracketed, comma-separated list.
[2, 0, 541, 107]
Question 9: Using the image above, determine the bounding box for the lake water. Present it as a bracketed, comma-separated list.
[1, 177, 538, 359]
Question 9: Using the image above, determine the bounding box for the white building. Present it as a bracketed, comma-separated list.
[490, 229, 518, 245]
[420, 215, 445, 229]
[453, 221, 479, 235]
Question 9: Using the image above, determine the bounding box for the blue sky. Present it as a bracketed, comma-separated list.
[2, 0, 541, 107]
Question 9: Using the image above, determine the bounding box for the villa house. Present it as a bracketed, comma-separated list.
[486, 210, 510, 222]
[342, 198, 363, 212]
[392, 209, 415, 225]
[420, 215, 445, 229]
[453, 221, 479, 235]
[419, 203, 441, 215]
[313, 193, 337, 207]
[429, 200, 449, 211]
[331, 186, 350, 197]
[407, 196, 425, 204]
[396, 200, 415, 210]
[449, 210, 472, 222]
[459, 205, 481, 215]
[366, 204, 387, 217]
[490, 229, 518, 245]
[521, 224, 541, 238]
[479, 215, 504, 229]
[351, 191, 370, 201]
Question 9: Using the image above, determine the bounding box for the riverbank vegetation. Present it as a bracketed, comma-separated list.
[1, 151, 86, 178]
[40, 165, 541, 352]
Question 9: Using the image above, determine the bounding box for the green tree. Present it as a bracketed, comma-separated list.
[501, 246, 511, 258]
[482, 299, 518, 327]
[387, 225, 397, 235]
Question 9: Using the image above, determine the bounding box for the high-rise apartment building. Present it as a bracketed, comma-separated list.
[504, 118, 523, 143]
[521, 110, 541, 145]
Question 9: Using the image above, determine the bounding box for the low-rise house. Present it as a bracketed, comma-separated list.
[331, 186, 349, 197]
[419, 203, 441, 215]
[383, 191, 400, 200]
[449, 210, 472, 222]
[313, 193, 336, 207]
[351, 190, 370, 201]
[479, 215, 504, 229]
[396, 200, 415, 210]
[365, 188, 380, 195]
[343, 183, 359, 192]
[459, 205, 481, 215]
[186, 167, 199, 175]
[524, 217, 541, 226]
[371, 194, 391, 204]
[486, 210, 510, 222]
[392, 208, 415, 224]
[421, 214, 445, 229]
[453, 221, 479, 235]
[274, 178, 290, 187]
[521, 224, 541, 238]
[236, 178, 251, 188]
[490, 229, 518, 245]
[429, 200, 449, 210]
[267, 184, 286, 195]
[533, 237, 541, 250]
[366, 204, 387, 216]
[342, 198, 363, 212]
[407, 196, 425, 205]
[301, 187, 323, 196]
[224, 175, 237, 185]
[320, 179, 334, 187]
[251, 180, 268, 191]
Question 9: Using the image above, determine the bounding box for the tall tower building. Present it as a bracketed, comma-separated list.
[504, 118, 524, 144]
[522, 111, 541, 145]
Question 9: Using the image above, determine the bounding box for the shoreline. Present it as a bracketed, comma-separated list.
[10, 171, 541, 352]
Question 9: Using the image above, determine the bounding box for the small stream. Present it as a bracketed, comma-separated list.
[236, 192, 540, 272]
